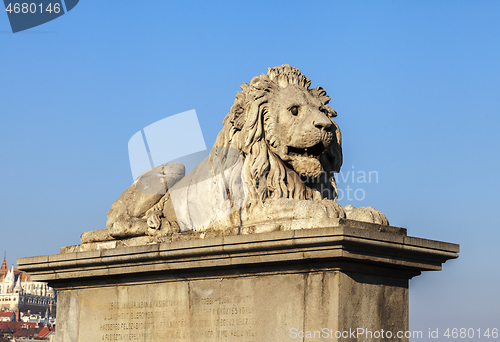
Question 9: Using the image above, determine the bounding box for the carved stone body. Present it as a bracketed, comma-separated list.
[81, 65, 388, 243]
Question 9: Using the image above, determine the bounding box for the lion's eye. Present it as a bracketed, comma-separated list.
[290, 106, 299, 116]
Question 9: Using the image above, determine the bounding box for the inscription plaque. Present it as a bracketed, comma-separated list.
[74, 275, 306, 342]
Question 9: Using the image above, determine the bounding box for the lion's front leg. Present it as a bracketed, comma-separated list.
[108, 216, 149, 239]
[343, 204, 389, 225]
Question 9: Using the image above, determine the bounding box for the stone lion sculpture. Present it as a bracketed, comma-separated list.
[81, 65, 388, 243]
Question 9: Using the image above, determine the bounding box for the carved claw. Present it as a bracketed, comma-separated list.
[146, 210, 163, 230]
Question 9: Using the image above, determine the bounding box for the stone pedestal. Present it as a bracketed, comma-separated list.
[17, 220, 458, 342]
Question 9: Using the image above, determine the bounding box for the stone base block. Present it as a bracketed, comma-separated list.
[18, 222, 458, 342]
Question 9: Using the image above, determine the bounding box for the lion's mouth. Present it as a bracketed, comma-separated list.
[288, 142, 326, 159]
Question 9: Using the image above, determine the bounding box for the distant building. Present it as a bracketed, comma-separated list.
[0, 258, 56, 318]
[0, 312, 14, 322]
[21, 311, 55, 326]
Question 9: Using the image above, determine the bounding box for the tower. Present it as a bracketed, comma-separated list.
[1, 255, 6, 270]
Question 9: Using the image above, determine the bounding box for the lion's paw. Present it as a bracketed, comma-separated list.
[146, 219, 181, 236]
[343, 205, 389, 225]
[146, 210, 163, 230]
[147, 221, 169, 236]
[331, 201, 347, 218]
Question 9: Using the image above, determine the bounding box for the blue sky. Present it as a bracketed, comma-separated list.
[1, 1, 499, 339]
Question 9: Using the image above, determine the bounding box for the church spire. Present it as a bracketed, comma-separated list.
[1, 254, 6, 270]
[14, 276, 22, 293]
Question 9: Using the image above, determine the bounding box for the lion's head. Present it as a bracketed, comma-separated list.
[214, 64, 343, 203]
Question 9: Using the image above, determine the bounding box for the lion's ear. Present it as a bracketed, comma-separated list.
[325, 105, 337, 118]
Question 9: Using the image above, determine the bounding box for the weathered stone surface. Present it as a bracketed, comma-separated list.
[19, 224, 458, 342]
[64, 219, 405, 253]
[81, 65, 389, 244]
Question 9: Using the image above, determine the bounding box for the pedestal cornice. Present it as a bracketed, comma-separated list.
[18, 222, 458, 290]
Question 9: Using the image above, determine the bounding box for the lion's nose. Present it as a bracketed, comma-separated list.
[313, 115, 332, 130]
